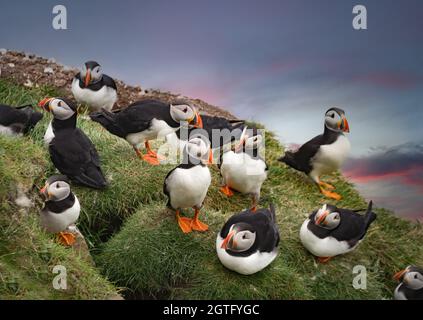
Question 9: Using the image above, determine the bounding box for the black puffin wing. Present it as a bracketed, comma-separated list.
[329, 209, 371, 244]
[50, 130, 106, 188]
[115, 101, 169, 133]
[115, 107, 151, 133]
[0, 105, 27, 126]
[163, 166, 178, 198]
[102, 74, 117, 90]
[293, 134, 326, 170]
[76, 129, 102, 167]
[257, 211, 280, 252]
[49, 132, 87, 176]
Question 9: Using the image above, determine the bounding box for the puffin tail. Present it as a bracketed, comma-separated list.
[364, 200, 377, 229]
[73, 166, 108, 190]
[90, 109, 126, 138]
[278, 151, 300, 171]
[268, 203, 277, 223]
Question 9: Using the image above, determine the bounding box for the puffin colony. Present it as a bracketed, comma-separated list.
[1, 59, 420, 300]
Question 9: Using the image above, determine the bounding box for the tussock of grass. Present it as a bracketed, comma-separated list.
[97, 128, 423, 299]
[0, 132, 116, 299]
[1, 79, 422, 300]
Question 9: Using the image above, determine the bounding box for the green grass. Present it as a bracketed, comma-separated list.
[0, 132, 117, 299]
[1, 78, 422, 300]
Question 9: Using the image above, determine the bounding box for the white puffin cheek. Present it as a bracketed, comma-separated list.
[405, 273, 423, 290]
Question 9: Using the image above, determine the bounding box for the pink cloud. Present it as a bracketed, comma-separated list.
[354, 72, 422, 90]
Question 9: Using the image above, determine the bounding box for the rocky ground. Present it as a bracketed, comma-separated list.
[0, 49, 236, 119]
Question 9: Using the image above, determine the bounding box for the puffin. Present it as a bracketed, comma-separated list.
[278, 107, 350, 200]
[163, 137, 211, 233]
[71, 61, 117, 112]
[40, 175, 80, 246]
[216, 205, 280, 275]
[0, 104, 43, 136]
[300, 201, 376, 263]
[393, 265, 423, 300]
[166, 114, 245, 164]
[38, 97, 108, 189]
[90, 99, 201, 165]
[219, 127, 268, 211]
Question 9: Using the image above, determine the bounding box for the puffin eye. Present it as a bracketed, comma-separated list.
[183, 107, 188, 113]
[415, 274, 419, 279]
[331, 113, 335, 118]
[58, 101, 62, 107]
[56, 183, 60, 188]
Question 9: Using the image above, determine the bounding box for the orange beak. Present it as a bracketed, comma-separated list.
[84, 69, 91, 87]
[40, 184, 50, 200]
[221, 230, 236, 249]
[38, 97, 54, 112]
[191, 111, 203, 129]
[339, 116, 350, 133]
[316, 210, 329, 225]
[207, 148, 214, 165]
[393, 269, 407, 281]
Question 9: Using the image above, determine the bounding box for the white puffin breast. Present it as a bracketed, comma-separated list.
[167, 165, 211, 209]
[220, 151, 267, 194]
[299, 219, 356, 257]
[311, 134, 351, 176]
[71, 78, 117, 112]
[43, 120, 54, 146]
[393, 284, 407, 300]
[216, 235, 278, 275]
[0, 125, 20, 136]
[40, 196, 80, 233]
[126, 119, 176, 147]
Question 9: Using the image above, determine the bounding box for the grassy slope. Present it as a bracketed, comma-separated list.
[0, 80, 117, 299]
[1, 79, 422, 299]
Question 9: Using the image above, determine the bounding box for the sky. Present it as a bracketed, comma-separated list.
[0, 0, 422, 219]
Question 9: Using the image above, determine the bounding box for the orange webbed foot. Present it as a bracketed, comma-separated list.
[57, 232, 76, 246]
[142, 154, 161, 165]
[317, 256, 332, 264]
[319, 181, 335, 190]
[191, 218, 209, 232]
[320, 188, 342, 201]
[176, 212, 192, 233]
[220, 185, 234, 197]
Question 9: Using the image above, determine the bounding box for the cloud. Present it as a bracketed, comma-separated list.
[344, 143, 423, 188]
[353, 71, 423, 90]
[343, 143, 423, 220]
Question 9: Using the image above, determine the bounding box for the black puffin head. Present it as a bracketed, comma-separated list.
[220, 222, 257, 253]
[80, 61, 103, 87]
[313, 204, 341, 230]
[38, 97, 77, 120]
[324, 107, 350, 133]
[40, 175, 72, 202]
[394, 265, 423, 290]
